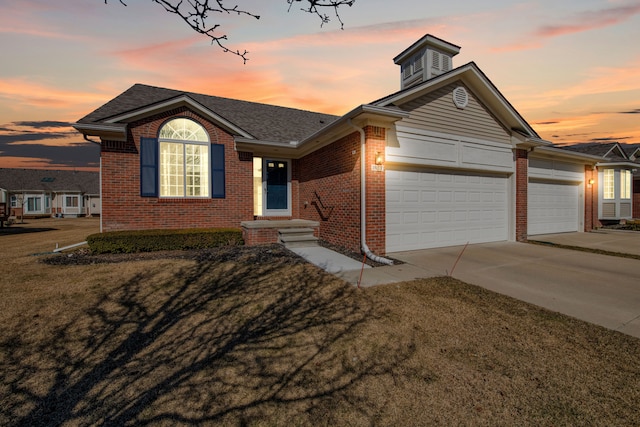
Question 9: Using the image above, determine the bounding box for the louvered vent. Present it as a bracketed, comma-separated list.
[620, 203, 632, 217]
[413, 54, 423, 72]
[442, 56, 451, 71]
[602, 203, 616, 217]
[452, 86, 469, 109]
[431, 52, 440, 70]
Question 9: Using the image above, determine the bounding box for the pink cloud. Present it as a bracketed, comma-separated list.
[535, 4, 640, 38]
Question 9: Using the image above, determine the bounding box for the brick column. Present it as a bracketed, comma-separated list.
[514, 149, 528, 242]
[584, 166, 598, 231]
[364, 126, 386, 254]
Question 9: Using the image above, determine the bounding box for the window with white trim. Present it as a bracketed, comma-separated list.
[603, 169, 615, 200]
[621, 169, 631, 199]
[158, 118, 210, 198]
[65, 195, 79, 208]
[26, 196, 42, 212]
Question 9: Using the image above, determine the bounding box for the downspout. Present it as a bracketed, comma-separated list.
[348, 119, 394, 265]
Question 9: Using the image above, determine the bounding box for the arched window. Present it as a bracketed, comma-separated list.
[159, 118, 210, 197]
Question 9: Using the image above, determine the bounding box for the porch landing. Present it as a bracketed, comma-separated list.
[241, 219, 320, 247]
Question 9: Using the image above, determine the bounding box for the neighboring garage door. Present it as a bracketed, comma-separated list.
[528, 180, 579, 235]
[386, 167, 509, 252]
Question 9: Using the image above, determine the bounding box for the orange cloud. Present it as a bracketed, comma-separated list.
[0, 156, 97, 171]
[532, 111, 640, 145]
[0, 79, 112, 120]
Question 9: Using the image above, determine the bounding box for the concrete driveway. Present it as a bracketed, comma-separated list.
[530, 229, 640, 256]
[340, 232, 640, 339]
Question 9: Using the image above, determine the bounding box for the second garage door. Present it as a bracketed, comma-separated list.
[528, 180, 579, 235]
[386, 167, 509, 252]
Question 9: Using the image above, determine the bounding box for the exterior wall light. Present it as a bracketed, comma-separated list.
[375, 151, 384, 165]
[588, 179, 595, 185]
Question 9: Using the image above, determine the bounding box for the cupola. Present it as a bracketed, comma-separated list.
[394, 34, 460, 90]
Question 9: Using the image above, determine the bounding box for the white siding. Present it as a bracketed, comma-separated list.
[388, 126, 514, 173]
[397, 82, 511, 144]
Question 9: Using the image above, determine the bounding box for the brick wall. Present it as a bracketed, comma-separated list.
[515, 149, 528, 242]
[363, 126, 387, 255]
[296, 126, 388, 255]
[633, 177, 640, 219]
[100, 107, 253, 232]
[297, 131, 362, 253]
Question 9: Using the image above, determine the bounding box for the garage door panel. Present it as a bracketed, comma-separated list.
[528, 180, 579, 235]
[386, 168, 509, 252]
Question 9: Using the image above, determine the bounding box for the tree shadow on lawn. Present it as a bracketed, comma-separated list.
[0, 227, 57, 236]
[2, 246, 414, 426]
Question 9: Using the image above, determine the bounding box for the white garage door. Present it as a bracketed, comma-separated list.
[528, 180, 579, 235]
[386, 168, 509, 252]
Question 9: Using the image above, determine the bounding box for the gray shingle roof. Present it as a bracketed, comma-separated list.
[0, 169, 99, 194]
[77, 84, 340, 143]
[562, 143, 630, 161]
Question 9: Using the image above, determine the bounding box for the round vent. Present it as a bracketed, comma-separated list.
[452, 86, 469, 109]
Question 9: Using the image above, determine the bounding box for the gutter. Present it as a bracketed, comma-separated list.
[348, 119, 394, 266]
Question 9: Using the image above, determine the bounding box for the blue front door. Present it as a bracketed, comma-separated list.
[265, 160, 289, 212]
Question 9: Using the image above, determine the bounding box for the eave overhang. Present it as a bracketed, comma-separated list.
[393, 34, 461, 65]
[234, 104, 409, 158]
[72, 123, 128, 142]
[595, 161, 639, 168]
[531, 145, 602, 164]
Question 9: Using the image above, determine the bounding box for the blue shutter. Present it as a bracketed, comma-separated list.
[211, 144, 225, 198]
[140, 137, 158, 197]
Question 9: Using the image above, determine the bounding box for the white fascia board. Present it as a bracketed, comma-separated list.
[595, 161, 639, 168]
[234, 138, 298, 156]
[72, 123, 127, 140]
[532, 146, 602, 163]
[104, 95, 254, 139]
[393, 34, 460, 64]
[299, 104, 409, 145]
[605, 143, 629, 160]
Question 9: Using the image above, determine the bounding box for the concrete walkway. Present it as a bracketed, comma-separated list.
[288, 246, 370, 274]
[329, 231, 640, 339]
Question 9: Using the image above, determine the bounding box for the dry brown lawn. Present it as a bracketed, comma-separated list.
[1, 218, 639, 426]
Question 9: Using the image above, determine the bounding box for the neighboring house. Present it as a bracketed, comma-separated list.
[563, 142, 640, 223]
[0, 169, 100, 219]
[74, 34, 604, 256]
[0, 187, 8, 226]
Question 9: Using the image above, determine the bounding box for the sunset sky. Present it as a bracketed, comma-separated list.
[1, 0, 639, 170]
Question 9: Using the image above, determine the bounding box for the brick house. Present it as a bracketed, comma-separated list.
[563, 142, 640, 223]
[74, 34, 606, 258]
[0, 168, 100, 219]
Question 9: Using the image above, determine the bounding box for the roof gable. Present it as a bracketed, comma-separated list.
[563, 142, 629, 161]
[76, 84, 339, 144]
[372, 62, 540, 140]
[391, 81, 511, 144]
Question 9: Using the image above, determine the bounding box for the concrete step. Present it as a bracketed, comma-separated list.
[278, 228, 318, 248]
[278, 227, 315, 236]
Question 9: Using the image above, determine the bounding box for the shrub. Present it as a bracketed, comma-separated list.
[87, 228, 243, 254]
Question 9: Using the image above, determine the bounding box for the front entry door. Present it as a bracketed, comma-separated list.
[264, 159, 290, 215]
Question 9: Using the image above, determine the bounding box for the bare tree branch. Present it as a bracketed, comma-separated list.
[104, 0, 355, 63]
[287, 0, 355, 29]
